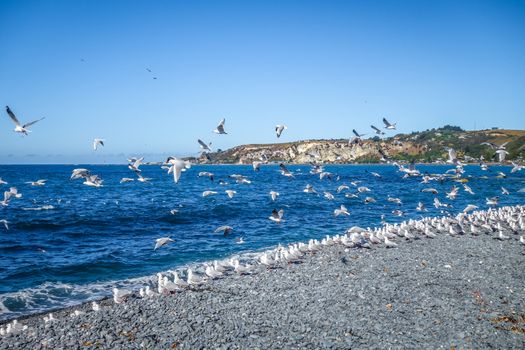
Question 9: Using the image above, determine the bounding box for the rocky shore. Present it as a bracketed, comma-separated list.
[1, 208, 525, 349]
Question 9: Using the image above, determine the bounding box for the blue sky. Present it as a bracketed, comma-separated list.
[0, 0, 524, 163]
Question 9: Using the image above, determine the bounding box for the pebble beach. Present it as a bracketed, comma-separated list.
[1, 207, 524, 349]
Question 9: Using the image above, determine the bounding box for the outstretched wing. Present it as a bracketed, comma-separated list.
[5, 106, 21, 126]
[382, 117, 391, 127]
[371, 125, 380, 133]
[23, 117, 45, 128]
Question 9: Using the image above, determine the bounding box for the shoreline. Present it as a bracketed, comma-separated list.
[1, 206, 525, 348]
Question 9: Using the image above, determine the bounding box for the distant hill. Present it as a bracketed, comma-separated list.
[198, 126, 525, 164]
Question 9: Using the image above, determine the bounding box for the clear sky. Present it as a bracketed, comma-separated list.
[1, 0, 524, 163]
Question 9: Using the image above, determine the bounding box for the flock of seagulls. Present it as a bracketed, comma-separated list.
[1, 105, 524, 337]
[2, 204, 524, 337]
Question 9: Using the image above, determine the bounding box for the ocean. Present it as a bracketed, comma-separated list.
[0, 163, 523, 320]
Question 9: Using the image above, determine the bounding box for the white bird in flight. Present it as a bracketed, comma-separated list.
[93, 138, 105, 151]
[275, 125, 287, 138]
[213, 118, 227, 134]
[269, 209, 284, 223]
[370, 125, 385, 135]
[5, 106, 45, 135]
[382, 117, 396, 130]
[26, 179, 46, 186]
[165, 157, 191, 183]
[198, 139, 212, 153]
[154, 237, 175, 250]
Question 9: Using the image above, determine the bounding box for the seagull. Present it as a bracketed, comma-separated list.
[352, 129, 365, 138]
[384, 236, 397, 248]
[236, 237, 245, 244]
[198, 139, 212, 153]
[214, 225, 233, 236]
[501, 187, 510, 195]
[463, 204, 478, 213]
[120, 177, 134, 183]
[303, 184, 317, 194]
[382, 117, 396, 130]
[198, 171, 214, 181]
[252, 161, 263, 171]
[5, 106, 45, 135]
[334, 205, 350, 216]
[495, 231, 510, 240]
[1, 187, 22, 206]
[128, 157, 144, 172]
[154, 237, 175, 250]
[510, 162, 524, 173]
[165, 157, 191, 183]
[463, 184, 475, 195]
[213, 118, 227, 134]
[93, 138, 105, 150]
[269, 209, 284, 223]
[25, 179, 46, 186]
[323, 192, 335, 200]
[92, 302, 100, 312]
[275, 124, 287, 138]
[421, 188, 439, 194]
[370, 125, 385, 135]
[486, 197, 499, 206]
[187, 269, 206, 285]
[225, 190, 237, 198]
[446, 148, 458, 164]
[202, 190, 218, 197]
[495, 149, 509, 163]
[279, 163, 294, 177]
[416, 202, 427, 212]
[113, 287, 131, 304]
[0, 220, 8, 230]
[0, 178, 7, 185]
[269, 191, 279, 201]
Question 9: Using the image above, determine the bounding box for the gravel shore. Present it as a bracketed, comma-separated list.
[1, 217, 525, 349]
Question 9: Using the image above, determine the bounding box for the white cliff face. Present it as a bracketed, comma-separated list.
[201, 128, 524, 164]
[210, 139, 420, 164]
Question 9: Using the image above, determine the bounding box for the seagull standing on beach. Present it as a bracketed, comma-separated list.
[5, 106, 45, 135]
[113, 288, 131, 304]
[213, 118, 227, 134]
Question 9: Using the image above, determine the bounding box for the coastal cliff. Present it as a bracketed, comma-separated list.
[198, 126, 525, 164]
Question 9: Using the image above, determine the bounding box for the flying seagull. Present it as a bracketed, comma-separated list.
[198, 139, 212, 153]
[213, 118, 227, 134]
[93, 138, 105, 151]
[269, 209, 284, 223]
[275, 125, 287, 138]
[382, 118, 396, 130]
[5, 106, 45, 135]
[370, 125, 385, 135]
[165, 157, 191, 183]
[352, 129, 365, 138]
[214, 225, 233, 236]
[154, 237, 175, 250]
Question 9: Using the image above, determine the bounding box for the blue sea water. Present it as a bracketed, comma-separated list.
[0, 164, 524, 320]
